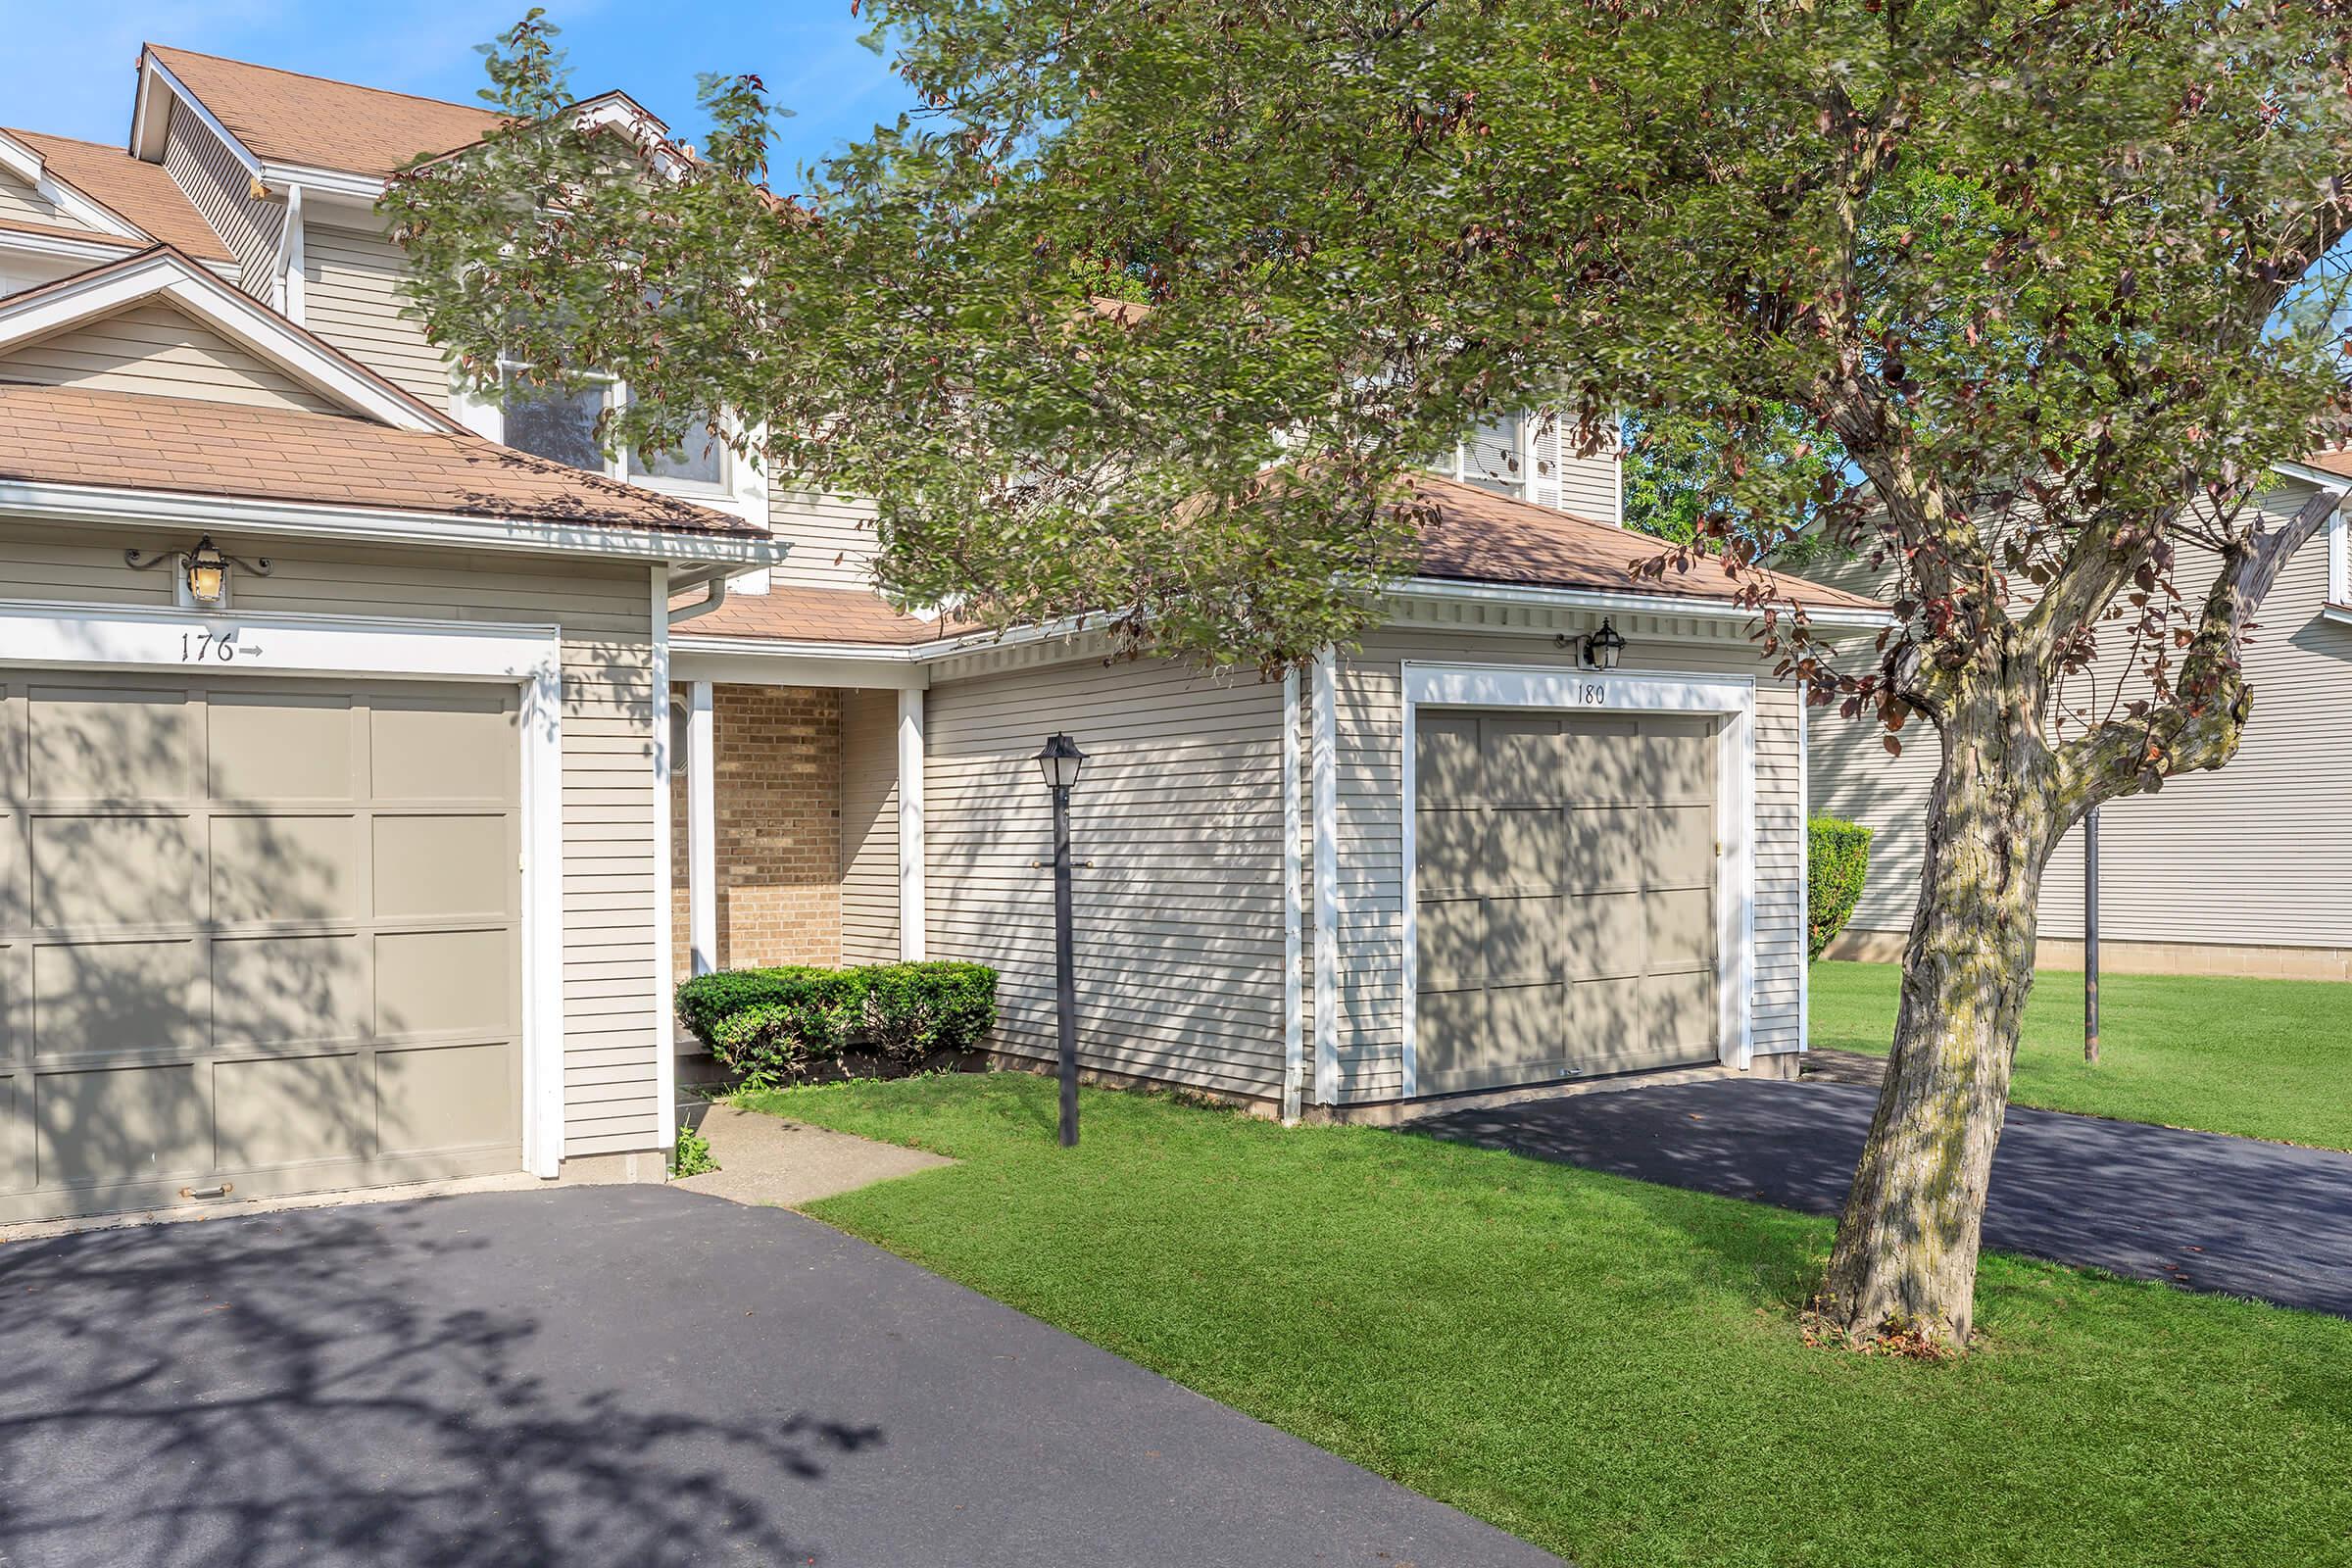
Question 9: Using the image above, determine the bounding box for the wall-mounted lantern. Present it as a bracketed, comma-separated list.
[1583, 617, 1627, 671]
[126, 535, 271, 610]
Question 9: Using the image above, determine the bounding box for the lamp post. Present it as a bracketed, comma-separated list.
[1034, 733, 1088, 1147]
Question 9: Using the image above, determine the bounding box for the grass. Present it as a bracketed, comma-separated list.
[1809, 960, 2352, 1151]
[745, 1073, 2352, 1568]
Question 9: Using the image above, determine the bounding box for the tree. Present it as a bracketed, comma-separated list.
[388, 2, 2352, 1349]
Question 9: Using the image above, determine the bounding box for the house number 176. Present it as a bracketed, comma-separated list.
[181, 630, 242, 662]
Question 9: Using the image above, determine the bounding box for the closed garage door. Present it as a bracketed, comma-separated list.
[1415, 710, 1719, 1096]
[0, 674, 521, 1223]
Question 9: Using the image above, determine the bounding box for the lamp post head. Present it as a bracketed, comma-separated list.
[1035, 732, 1087, 794]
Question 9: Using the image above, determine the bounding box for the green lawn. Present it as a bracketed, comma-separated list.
[1809, 960, 2352, 1151]
[746, 1073, 2352, 1568]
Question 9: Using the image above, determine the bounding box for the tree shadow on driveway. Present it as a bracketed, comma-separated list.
[0, 1191, 865, 1568]
[1413, 1078, 2352, 1317]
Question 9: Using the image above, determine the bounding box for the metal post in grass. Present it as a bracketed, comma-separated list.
[2084, 805, 2101, 1065]
[1034, 733, 1089, 1147]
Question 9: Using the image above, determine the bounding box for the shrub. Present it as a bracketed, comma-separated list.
[674, 962, 999, 1089]
[1807, 815, 1873, 960]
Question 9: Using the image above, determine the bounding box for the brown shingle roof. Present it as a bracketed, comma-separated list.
[1408, 473, 1885, 612]
[0, 381, 762, 536]
[672, 583, 963, 646]
[7, 129, 236, 261]
[2295, 449, 2352, 481]
[147, 45, 505, 178]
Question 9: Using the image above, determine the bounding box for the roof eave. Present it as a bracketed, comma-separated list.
[1391, 575, 1893, 630]
[0, 478, 783, 568]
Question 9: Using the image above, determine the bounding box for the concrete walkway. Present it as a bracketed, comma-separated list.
[0, 1185, 1559, 1568]
[1415, 1077, 2352, 1316]
[671, 1102, 955, 1207]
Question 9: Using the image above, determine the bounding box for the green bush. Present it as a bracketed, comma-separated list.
[674, 962, 999, 1090]
[667, 1120, 718, 1179]
[1807, 815, 1873, 960]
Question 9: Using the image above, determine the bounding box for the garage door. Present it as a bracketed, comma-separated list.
[1415, 710, 1719, 1096]
[0, 674, 522, 1223]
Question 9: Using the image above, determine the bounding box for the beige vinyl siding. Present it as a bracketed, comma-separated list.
[767, 485, 879, 589]
[0, 300, 345, 414]
[301, 223, 452, 412]
[0, 520, 666, 1158]
[840, 688, 902, 963]
[0, 169, 100, 233]
[922, 652, 1289, 1100]
[1531, 419, 1625, 524]
[161, 105, 279, 292]
[1325, 628, 1807, 1102]
[1807, 486, 2352, 952]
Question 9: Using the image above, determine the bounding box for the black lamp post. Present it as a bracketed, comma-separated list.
[1034, 732, 1088, 1147]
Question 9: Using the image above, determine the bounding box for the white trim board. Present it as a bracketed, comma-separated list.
[1281, 665, 1303, 1123]
[650, 567, 677, 1154]
[1397, 661, 1760, 1092]
[1310, 650, 1340, 1105]
[0, 596, 568, 1178]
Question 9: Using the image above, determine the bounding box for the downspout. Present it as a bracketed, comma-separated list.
[666, 573, 729, 627]
[270, 182, 305, 322]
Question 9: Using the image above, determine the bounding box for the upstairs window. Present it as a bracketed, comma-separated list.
[497, 366, 729, 496]
[502, 374, 608, 472]
[1449, 412, 1529, 498]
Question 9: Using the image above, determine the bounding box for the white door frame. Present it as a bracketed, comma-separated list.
[1398, 661, 1758, 1095]
[0, 598, 568, 1177]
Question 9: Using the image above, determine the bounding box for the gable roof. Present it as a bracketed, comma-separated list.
[1407, 473, 1885, 613]
[144, 45, 504, 179]
[0, 381, 760, 539]
[4, 129, 234, 262]
[0, 246, 455, 432]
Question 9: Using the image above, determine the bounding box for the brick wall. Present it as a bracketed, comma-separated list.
[670, 683, 844, 977]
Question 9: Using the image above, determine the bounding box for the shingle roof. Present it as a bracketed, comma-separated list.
[0, 381, 763, 536]
[147, 45, 505, 178]
[6, 128, 236, 262]
[2294, 449, 2352, 482]
[1408, 473, 1885, 612]
[671, 583, 961, 646]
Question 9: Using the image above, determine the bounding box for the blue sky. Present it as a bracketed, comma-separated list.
[1, 1, 917, 184]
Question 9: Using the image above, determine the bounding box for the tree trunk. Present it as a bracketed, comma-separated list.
[1816, 689, 2060, 1349]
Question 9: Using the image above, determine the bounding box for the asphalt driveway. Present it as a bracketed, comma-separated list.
[0, 1185, 1558, 1568]
[1416, 1077, 2352, 1316]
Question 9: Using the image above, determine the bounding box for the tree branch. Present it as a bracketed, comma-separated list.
[2054, 483, 2341, 806]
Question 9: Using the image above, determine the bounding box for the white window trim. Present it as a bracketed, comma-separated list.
[1398, 661, 1759, 1095]
[0, 597, 569, 1178]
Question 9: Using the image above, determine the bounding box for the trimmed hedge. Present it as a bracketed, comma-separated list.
[1806, 815, 1873, 960]
[675, 962, 999, 1089]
